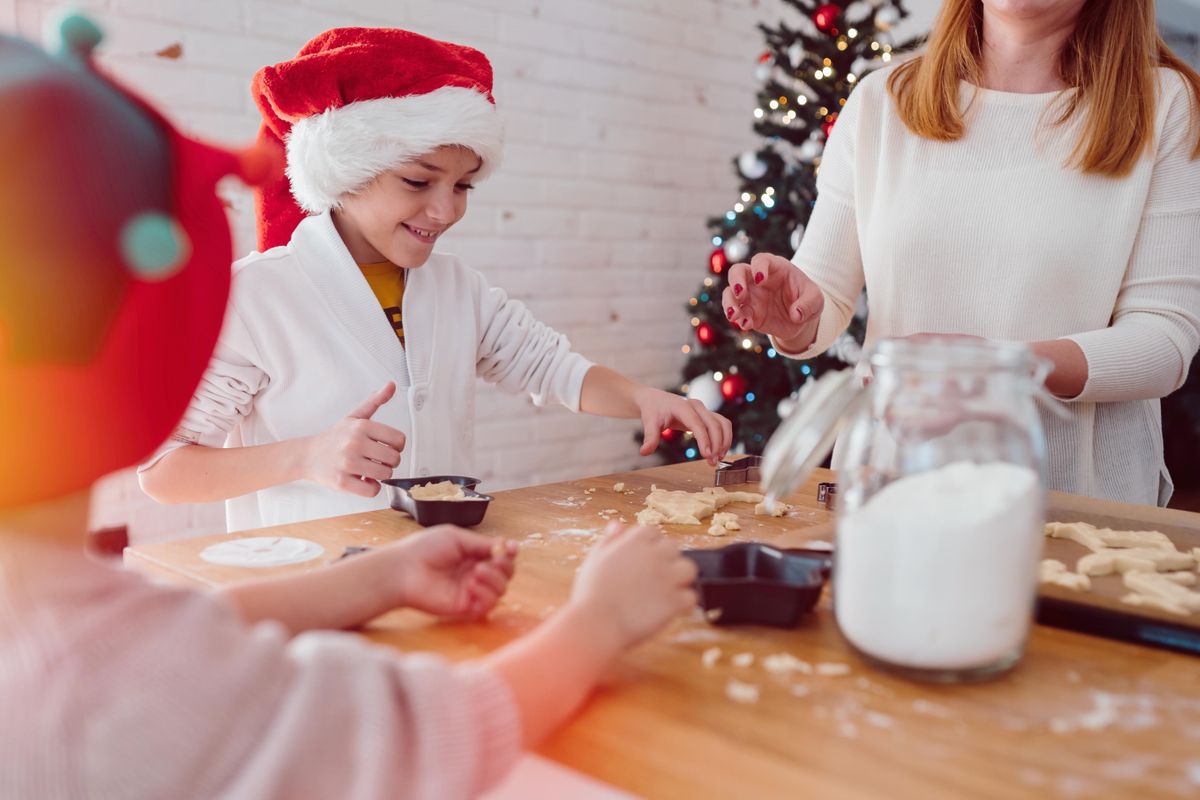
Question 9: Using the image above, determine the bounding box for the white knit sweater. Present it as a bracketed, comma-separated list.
[791, 66, 1200, 505]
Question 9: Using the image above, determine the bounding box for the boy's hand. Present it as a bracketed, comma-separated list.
[633, 385, 732, 465]
[301, 382, 407, 497]
[568, 522, 698, 653]
[387, 527, 518, 620]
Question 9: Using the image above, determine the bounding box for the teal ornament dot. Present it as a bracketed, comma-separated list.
[120, 212, 189, 281]
[53, 11, 103, 58]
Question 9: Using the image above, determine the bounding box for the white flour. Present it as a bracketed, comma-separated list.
[836, 461, 1043, 671]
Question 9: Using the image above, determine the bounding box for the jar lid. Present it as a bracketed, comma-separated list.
[760, 368, 866, 501]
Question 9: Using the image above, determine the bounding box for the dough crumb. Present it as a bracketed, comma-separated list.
[726, 679, 760, 704]
[815, 662, 851, 677]
[731, 652, 755, 668]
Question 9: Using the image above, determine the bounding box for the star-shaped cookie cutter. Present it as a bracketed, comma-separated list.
[714, 455, 763, 486]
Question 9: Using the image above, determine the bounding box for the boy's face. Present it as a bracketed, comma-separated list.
[337, 145, 481, 267]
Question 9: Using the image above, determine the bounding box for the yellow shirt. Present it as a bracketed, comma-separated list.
[358, 261, 406, 345]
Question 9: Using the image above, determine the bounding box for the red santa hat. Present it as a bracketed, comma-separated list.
[252, 28, 503, 250]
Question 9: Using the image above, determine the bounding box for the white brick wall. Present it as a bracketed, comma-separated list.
[3, 0, 938, 543]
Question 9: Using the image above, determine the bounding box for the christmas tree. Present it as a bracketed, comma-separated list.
[656, 0, 925, 463]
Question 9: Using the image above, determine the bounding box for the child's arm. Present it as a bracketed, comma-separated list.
[579, 366, 733, 466]
[141, 382, 407, 504]
[470, 271, 733, 465]
[225, 521, 695, 748]
[219, 528, 517, 634]
[485, 523, 696, 747]
[216, 522, 690, 751]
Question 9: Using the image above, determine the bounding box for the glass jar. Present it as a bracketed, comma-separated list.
[762, 337, 1052, 683]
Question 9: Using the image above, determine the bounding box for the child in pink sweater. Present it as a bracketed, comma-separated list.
[0, 16, 696, 799]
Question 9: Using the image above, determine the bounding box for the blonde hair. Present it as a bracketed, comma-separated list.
[887, 0, 1200, 176]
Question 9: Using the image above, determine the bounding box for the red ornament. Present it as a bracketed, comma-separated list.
[709, 247, 728, 274]
[758, 51, 772, 64]
[822, 112, 839, 138]
[696, 321, 716, 347]
[813, 4, 840, 32]
[721, 374, 748, 401]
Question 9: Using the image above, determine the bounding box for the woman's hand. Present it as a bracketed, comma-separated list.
[722, 253, 825, 352]
[300, 382, 407, 497]
[633, 385, 733, 465]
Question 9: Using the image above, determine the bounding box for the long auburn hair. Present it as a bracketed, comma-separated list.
[887, 0, 1200, 176]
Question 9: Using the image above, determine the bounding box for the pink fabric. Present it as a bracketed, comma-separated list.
[0, 538, 522, 799]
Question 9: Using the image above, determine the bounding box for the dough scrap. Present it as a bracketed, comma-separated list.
[815, 662, 851, 677]
[1122, 570, 1200, 614]
[1076, 548, 1195, 577]
[725, 679, 760, 704]
[1045, 521, 1176, 552]
[755, 500, 791, 517]
[731, 652, 755, 668]
[762, 653, 813, 675]
[1039, 559, 1091, 591]
[707, 512, 741, 537]
[1120, 593, 1190, 616]
[1164, 571, 1198, 586]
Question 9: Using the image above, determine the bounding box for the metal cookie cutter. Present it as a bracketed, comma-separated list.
[714, 455, 763, 486]
[816, 482, 837, 511]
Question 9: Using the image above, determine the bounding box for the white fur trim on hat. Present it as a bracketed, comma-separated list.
[284, 85, 503, 213]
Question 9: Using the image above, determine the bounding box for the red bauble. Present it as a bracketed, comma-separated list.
[822, 112, 839, 138]
[721, 374, 748, 401]
[709, 247, 728, 274]
[696, 322, 716, 346]
[813, 4, 840, 32]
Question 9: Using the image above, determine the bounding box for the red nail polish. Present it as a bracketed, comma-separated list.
[755, 272, 764, 284]
[726, 307, 734, 319]
[734, 284, 742, 296]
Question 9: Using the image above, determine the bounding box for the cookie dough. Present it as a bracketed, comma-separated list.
[1039, 559, 1091, 591]
[1045, 521, 1175, 552]
[1076, 547, 1195, 577]
[409, 481, 482, 501]
[707, 512, 741, 537]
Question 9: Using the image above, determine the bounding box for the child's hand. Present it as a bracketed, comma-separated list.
[567, 523, 698, 652]
[389, 527, 518, 620]
[302, 382, 407, 497]
[633, 386, 733, 466]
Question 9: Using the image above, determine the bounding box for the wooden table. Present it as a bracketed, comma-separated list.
[126, 463, 1200, 800]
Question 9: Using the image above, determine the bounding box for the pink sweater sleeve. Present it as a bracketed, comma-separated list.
[0, 550, 523, 800]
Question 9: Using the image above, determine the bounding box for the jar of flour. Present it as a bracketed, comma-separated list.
[762, 338, 1052, 682]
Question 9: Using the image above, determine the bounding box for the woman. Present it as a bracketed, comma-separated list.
[724, 0, 1200, 505]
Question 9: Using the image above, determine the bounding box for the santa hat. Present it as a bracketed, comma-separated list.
[252, 28, 503, 250]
